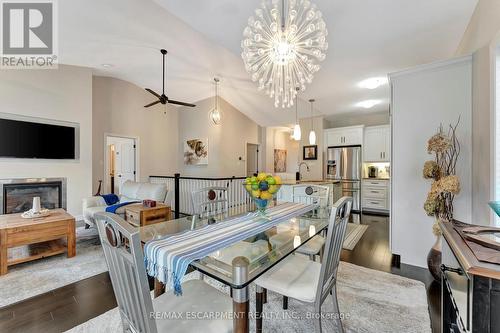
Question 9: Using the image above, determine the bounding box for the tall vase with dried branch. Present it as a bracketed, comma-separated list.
[422, 119, 461, 282]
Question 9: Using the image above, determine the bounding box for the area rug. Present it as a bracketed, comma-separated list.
[343, 223, 369, 250]
[65, 261, 431, 333]
[0, 227, 107, 308]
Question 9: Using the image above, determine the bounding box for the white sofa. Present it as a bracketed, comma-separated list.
[83, 180, 168, 227]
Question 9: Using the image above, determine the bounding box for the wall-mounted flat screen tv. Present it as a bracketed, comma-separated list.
[0, 118, 76, 159]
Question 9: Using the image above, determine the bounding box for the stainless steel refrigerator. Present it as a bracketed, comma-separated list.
[326, 146, 361, 213]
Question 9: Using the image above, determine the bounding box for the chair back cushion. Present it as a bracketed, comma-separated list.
[95, 212, 158, 333]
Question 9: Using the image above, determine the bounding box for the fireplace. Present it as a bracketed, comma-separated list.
[0, 178, 67, 214]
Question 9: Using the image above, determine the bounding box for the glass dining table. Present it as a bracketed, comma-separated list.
[139, 203, 331, 333]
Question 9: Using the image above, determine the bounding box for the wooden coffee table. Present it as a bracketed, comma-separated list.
[125, 203, 171, 227]
[0, 209, 76, 275]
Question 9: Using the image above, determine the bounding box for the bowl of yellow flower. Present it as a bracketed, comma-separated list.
[244, 172, 282, 217]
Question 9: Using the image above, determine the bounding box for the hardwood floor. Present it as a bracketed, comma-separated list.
[0, 272, 117, 333]
[0, 213, 441, 333]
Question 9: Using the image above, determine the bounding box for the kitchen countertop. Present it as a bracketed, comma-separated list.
[362, 177, 390, 180]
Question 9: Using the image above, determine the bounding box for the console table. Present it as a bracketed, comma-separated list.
[0, 209, 76, 275]
[440, 220, 500, 332]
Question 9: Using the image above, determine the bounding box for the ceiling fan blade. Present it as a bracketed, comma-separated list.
[167, 99, 196, 107]
[145, 88, 161, 99]
[144, 100, 161, 108]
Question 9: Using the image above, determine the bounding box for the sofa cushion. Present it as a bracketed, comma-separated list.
[121, 181, 141, 200]
[83, 206, 106, 221]
[120, 196, 135, 204]
[82, 196, 106, 209]
[83, 206, 127, 224]
[137, 182, 168, 202]
[85, 204, 128, 219]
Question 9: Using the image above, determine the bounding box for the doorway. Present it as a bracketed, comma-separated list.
[246, 143, 260, 177]
[105, 135, 137, 194]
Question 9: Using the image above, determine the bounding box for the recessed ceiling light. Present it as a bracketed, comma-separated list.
[357, 100, 381, 109]
[101, 64, 113, 68]
[359, 77, 388, 89]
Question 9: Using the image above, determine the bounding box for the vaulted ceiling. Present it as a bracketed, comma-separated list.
[59, 0, 477, 126]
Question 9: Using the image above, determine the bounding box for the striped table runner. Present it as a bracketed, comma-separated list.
[144, 202, 317, 295]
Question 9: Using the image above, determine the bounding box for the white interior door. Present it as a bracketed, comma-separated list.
[117, 141, 136, 193]
[106, 136, 137, 194]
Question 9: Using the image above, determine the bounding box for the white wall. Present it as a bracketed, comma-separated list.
[92, 76, 179, 192]
[177, 97, 260, 177]
[456, 0, 500, 225]
[456, 0, 500, 55]
[0, 65, 93, 217]
[297, 116, 324, 180]
[390, 57, 472, 268]
[263, 127, 300, 175]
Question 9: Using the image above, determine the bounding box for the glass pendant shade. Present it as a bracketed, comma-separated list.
[309, 130, 316, 144]
[241, 0, 328, 108]
[308, 98, 316, 144]
[210, 109, 221, 124]
[293, 123, 301, 141]
[292, 88, 301, 141]
[210, 78, 221, 125]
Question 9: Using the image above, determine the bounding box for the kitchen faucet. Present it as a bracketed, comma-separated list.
[297, 162, 310, 180]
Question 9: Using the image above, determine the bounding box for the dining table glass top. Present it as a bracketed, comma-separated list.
[140, 203, 331, 289]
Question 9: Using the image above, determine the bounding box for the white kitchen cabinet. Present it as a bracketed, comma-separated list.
[363, 125, 390, 162]
[324, 126, 363, 147]
[326, 131, 343, 147]
[362, 179, 389, 213]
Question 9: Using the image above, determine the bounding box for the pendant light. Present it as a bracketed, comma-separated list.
[308, 99, 316, 145]
[292, 87, 301, 141]
[210, 78, 221, 125]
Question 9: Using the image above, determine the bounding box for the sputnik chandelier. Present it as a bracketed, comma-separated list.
[241, 0, 328, 108]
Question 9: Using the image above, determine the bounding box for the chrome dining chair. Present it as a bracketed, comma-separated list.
[190, 186, 229, 230]
[292, 184, 330, 260]
[254, 196, 352, 333]
[95, 212, 232, 333]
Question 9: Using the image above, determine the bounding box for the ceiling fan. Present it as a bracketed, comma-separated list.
[144, 49, 196, 108]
